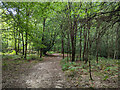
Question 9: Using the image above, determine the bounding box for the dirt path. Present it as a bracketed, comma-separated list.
[19, 54, 70, 88]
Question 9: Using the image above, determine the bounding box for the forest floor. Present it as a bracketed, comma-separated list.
[2, 53, 118, 88]
[2, 53, 71, 88]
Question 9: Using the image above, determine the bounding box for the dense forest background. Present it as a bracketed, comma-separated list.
[1, 2, 120, 88]
[1, 2, 120, 59]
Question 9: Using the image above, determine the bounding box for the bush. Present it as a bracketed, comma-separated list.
[2, 55, 21, 60]
[27, 55, 43, 61]
[47, 51, 55, 54]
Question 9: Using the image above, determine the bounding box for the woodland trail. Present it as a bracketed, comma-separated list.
[21, 53, 69, 88]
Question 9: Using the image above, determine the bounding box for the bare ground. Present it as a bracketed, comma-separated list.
[22, 55, 70, 88]
[2, 54, 71, 88]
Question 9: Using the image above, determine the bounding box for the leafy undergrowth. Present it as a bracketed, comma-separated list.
[2, 54, 43, 70]
[61, 57, 118, 88]
[47, 51, 56, 54]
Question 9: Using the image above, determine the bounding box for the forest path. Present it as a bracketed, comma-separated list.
[21, 53, 69, 88]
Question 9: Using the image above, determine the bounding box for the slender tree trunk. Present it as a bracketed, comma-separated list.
[17, 6, 20, 53]
[70, 23, 75, 62]
[67, 45, 68, 61]
[107, 32, 110, 58]
[89, 60, 93, 80]
[61, 25, 64, 59]
[61, 38, 64, 59]
[24, 5, 29, 59]
[24, 30, 28, 59]
[74, 18, 77, 61]
[29, 43, 30, 54]
[67, 31, 70, 61]
[83, 26, 86, 61]
[95, 21, 100, 63]
[116, 23, 120, 59]
[87, 19, 93, 80]
[79, 26, 82, 60]
[40, 49, 42, 58]
[40, 18, 46, 57]
[85, 19, 90, 64]
[70, 17, 77, 62]
[22, 32, 24, 56]
[118, 24, 120, 59]
[96, 40, 99, 64]
[68, 2, 75, 62]
[14, 30, 18, 55]
[18, 32, 20, 53]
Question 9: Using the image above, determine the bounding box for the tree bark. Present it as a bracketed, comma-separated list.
[67, 30, 70, 61]
[61, 24, 64, 59]
[116, 23, 120, 59]
[14, 29, 18, 55]
[18, 32, 20, 53]
[25, 32, 27, 59]
[40, 18, 46, 57]
[24, 5, 29, 59]
[70, 22, 75, 62]
[83, 26, 87, 61]
[79, 26, 82, 60]
[22, 32, 24, 56]
[17, 5, 20, 53]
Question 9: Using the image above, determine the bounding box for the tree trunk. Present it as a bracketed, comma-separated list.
[89, 60, 93, 80]
[25, 32, 27, 59]
[41, 18, 46, 57]
[79, 26, 82, 60]
[83, 26, 87, 61]
[17, 5, 20, 53]
[29, 43, 31, 54]
[14, 29, 18, 55]
[24, 5, 29, 59]
[22, 33, 24, 56]
[40, 49, 42, 58]
[18, 32, 20, 53]
[61, 25, 64, 59]
[67, 30, 70, 61]
[96, 40, 99, 64]
[95, 21, 100, 63]
[71, 17, 77, 62]
[61, 37, 64, 59]
[68, 2, 75, 62]
[116, 23, 120, 59]
[74, 18, 77, 61]
[107, 32, 110, 59]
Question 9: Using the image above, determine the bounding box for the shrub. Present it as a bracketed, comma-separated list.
[27, 55, 43, 61]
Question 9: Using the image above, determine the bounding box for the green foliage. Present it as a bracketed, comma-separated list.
[61, 56, 118, 82]
[103, 75, 109, 81]
[27, 55, 43, 61]
[61, 58, 80, 77]
[8, 50, 16, 55]
[47, 51, 55, 54]
[2, 55, 21, 60]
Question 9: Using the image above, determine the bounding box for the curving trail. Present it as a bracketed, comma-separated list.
[21, 54, 70, 88]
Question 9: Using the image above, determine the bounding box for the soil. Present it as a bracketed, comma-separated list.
[2, 54, 71, 88]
